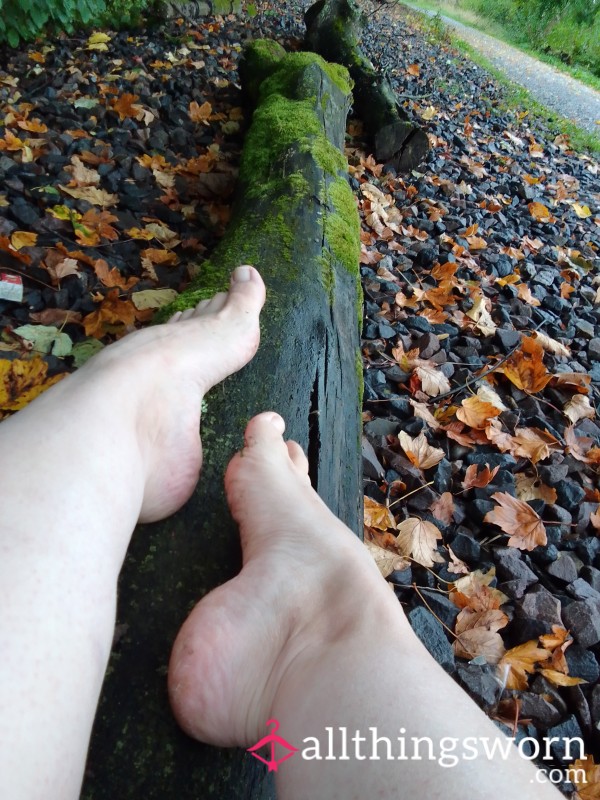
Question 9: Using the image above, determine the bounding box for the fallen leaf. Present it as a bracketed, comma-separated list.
[532, 331, 570, 357]
[573, 203, 592, 219]
[45, 257, 80, 283]
[498, 640, 551, 690]
[499, 336, 551, 393]
[447, 546, 470, 574]
[12, 324, 72, 357]
[484, 492, 547, 551]
[364, 540, 409, 578]
[571, 755, 600, 799]
[564, 395, 595, 425]
[189, 100, 212, 124]
[364, 496, 396, 531]
[565, 425, 600, 465]
[29, 308, 82, 326]
[82, 290, 136, 338]
[0, 356, 65, 415]
[453, 608, 508, 664]
[396, 517, 443, 567]
[70, 338, 105, 367]
[456, 396, 502, 429]
[451, 568, 508, 611]
[528, 201, 553, 222]
[66, 155, 101, 186]
[466, 295, 496, 336]
[407, 63, 420, 76]
[475, 383, 507, 411]
[516, 283, 541, 306]
[409, 399, 442, 430]
[431, 492, 454, 525]
[87, 31, 111, 50]
[10, 231, 38, 250]
[515, 475, 557, 504]
[59, 185, 118, 207]
[414, 364, 451, 397]
[538, 668, 587, 687]
[462, 463, 500, 490]
[131, 288, 178, 310]
[590, 508, 600, 532]
[398, 431, 445, 470]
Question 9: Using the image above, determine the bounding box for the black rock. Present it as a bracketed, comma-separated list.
[493, 547, 537, 598]
[449, 529, 481, 564]
[465, 451, 517, 470]
[407, 607, 455, 674]
[417, 589, 460, 629]
[554, 480, 586, 513]
[516, 584, 563, 632]
[471, 499, 496, 524]
[405, 316, 433, 333]
[518, 692, 563, 730]
[565, 645, 600, 683]
[580, 565, 600, 592]
[545, 716, 584, 763]
[495, 328, 521, 352]
[455, 664, 503, 710]
[562, 598, 600, 647]
[546, 552, 580, 584]
[538, 463, 569, 485]
[433, 458, 452, 493]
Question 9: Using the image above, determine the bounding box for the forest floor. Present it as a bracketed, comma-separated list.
[0, 0, 599, 795]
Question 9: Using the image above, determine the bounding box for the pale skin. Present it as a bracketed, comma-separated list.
[0, 265, 562, 799]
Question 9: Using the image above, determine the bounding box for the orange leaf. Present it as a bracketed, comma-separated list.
[406, 63, 420, 76]
[499, 336, 551, 393]
[516, 283, 540, 306]
[462, 463, 499, 490]
[112, 93, 142, 120]
[363, 496, 396, 532]
[189, 100, 212, 124]
[591, 508, 600, 532]
[528, 201, 553, 222]
[453, 608, 508, 664]
[456, 396, 502, 429]
[94, 259, 138, 291]
[572, 756, 600, 799]
[484, 492, 547, 551]
[82, 289, 136, 338]
[450, 568, 508, 611]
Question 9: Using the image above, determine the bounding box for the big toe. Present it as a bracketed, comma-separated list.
[221, 265, 266, 319]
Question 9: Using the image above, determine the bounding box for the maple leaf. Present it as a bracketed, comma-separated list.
[395, 517, 443, 567]
[78, 210, 119, 244]
[364, 496, 396, 531]
[456, 396, 502, 429]
[398, 431, 445, 469]
[82, 290, 136, 338]
[509, 426, 561, 463]
[564, 395, 595, 425]
[443, 421, 478, 448]
[364, 540, 410, 578]
[29, 308, 82, 326]
[499, 335, 551, 393]
[45, 257, 80, 283]
[538, 668, 586, 687]
[485, 492, 547, 551]
[453, 608, 508, 664]
[59, 185, 118, 208]
[189, 100, 212, 124]
[462, 463, 499, 490]
[498, 640, 551, 690]
[515, 474, 557, 504]
[475, 383, 507, 411]
[406, 63, 420, 76]
[516, 283, 540, 306]
[451, 568, 508, 611]
[572, 756, 600, 800]
[0, 357, 65, 417]
[531, 330, 570, 357]
[65, 155, 101, 186]
[409, 399, 442, 430]
[94, 259, 139, 291]
[414, 365, 450, 397]
[565, 425, 600, 465]
[112, 93, 143, 120]
[528, 201, 554, 222]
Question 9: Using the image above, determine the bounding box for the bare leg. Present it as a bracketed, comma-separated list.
[0, 266, 265, 800]
[169, 413, 561, 800]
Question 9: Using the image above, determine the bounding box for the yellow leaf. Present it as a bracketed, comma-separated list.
[573, 203, 592, 219]
[421, 105, 437, 121]
[0, 357, 65, 415]
[0, 193, 8, 207]
[363, 496, 396, 531]
[189, 100, 213, 124]
[466, 295, 496, 336]
[131, 288, 178, 310]
[498, 640, 551, 690]
[59, 185, 118, 207]
[364, 540, 409, 578]
[10, 231, 38, 250]
[528, 201, 552, 222]
[456, 396, 502, 429]
[538, 668, 587, 687]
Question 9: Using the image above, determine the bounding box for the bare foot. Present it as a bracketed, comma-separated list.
[168, 412, 396, 747]
[75, 264, 265, 522]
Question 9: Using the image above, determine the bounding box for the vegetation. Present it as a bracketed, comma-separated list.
[0, 0, 150, 46]
[405, 0, 600, 84]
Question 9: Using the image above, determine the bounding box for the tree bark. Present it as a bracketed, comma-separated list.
[305, 0, 430, 172]
[82, 40, 362, 800]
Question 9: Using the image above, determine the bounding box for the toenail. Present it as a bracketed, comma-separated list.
[232, 265, 252, 282]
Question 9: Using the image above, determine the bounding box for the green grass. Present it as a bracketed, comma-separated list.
[400, 3, 600, 156]
[399, 0, 600, 93]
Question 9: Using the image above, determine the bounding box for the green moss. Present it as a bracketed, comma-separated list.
[324, 176, 360, 275]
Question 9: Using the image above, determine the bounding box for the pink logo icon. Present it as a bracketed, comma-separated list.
[247, 719, 299, 772]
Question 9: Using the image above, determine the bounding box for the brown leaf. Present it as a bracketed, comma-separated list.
[462, 463, 499, 490]
[94, 259, 139, 290]
[82, 289, 136, 338]
[484, 492, 547, 551]
[409, 399, 442, 430]
[528, 201, 553, 222]
[112, 93, 142, 120]
[565, 425, 600, 464]
[499, 335, 551, 393]
[532, 330, 570, 357]
[29, 308, 82, 326]
[398, 431, 445, 470]
[453, 608, 509, 664]
[364, 540, 409, 578]
[572, 756, 600, 799]
[414, 364, 451, 397]
[189, 100, 212, 124]
[395, 518, 443, 567]
[447, 546, 469, 575]
[450, 568, 508, 611]
[431, 492, 454, 525]
[65, 155, 101, 186]
[515, 475, 557, 504]
[363, 496, 396, 531]
[456, 396, 502, 429]
[551, 372, 591, 393]
[59, 185, 118, 207]
[590, 508, 600, 532]
[498, 640, 551, 690]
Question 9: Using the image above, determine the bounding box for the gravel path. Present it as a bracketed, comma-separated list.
[402, 2, 600, 135]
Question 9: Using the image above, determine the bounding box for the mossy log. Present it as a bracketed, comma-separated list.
[305, 0, 429, 172]
[82, 41, 362, 800]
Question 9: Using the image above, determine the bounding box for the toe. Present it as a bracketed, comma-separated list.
[193, 292, 228, 316]
[286, 440, 310, 477]
[167, 310, 183, 324]
[222, 266, 266, 318]
[179, 308, 196, 321]
[243, 412, 286, 449]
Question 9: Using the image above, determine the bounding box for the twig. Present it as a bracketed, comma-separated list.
[389, 479, 435, 508]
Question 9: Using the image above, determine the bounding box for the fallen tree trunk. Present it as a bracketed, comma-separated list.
[82, 40, 362, 800]
[305, 0, 429, 172]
